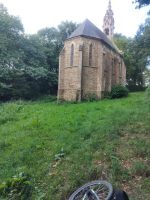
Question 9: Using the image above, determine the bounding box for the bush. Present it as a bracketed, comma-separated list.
[145, 84, 150, 98]
[126, 85, 147, 92]
[111, 84, 129, 99]
[58, 99, 77, 105]
[0, 172, 33, 200]
[104, 91, 111, 99]
[144, 84, 150, 105]
[35, 95, 57, 103]
[82, 94, 99, 102]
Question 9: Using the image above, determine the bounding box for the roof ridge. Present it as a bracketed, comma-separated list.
[81, 19, 88, 35]
[66, 19, 118, 52]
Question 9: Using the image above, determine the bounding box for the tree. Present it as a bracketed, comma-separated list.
[114, 34, 135, 87]
[133, 0, 150, 14]
[114, 28, 149, 90]
[133, 0, 150, 8]
[0, 3, 58, 100]
[0, 3, 25, 100]
[0, 4, 24, 69]
[57, 21, 80, 44]
[37, 21, 80, 73]
[0, 4, 79, 100]
[38, 27, 60, 72]
[134, 17, 150, 86]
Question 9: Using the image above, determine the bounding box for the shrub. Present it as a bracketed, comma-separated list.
[0, 172, 33, 200]
[58, 99, 77, 105]
[82, 94, 99, 102]
[145, 84, 150, 98]
[111, 84, 129, 99]
[35, 95, 57, 103]
[126, 85, 147, 92]
[143, 84, 150, 105]
[104, 91, 111, 99]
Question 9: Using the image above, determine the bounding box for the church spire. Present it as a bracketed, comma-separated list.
[103, 0, 115, 42]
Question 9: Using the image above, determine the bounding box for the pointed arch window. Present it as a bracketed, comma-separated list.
[89, 44, 92, 66]
[71, 44, 74, 66]
[111, 58, 114, 86]
[102, 47, 107, 91]
[119, 62, 122, 84]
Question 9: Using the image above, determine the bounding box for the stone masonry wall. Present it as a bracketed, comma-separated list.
[57, 36, 126, 102]
[82, 37, 100, 98]
[58, 37, 83, 101]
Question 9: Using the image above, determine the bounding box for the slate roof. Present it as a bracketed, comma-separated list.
[67, 19, 117, 51]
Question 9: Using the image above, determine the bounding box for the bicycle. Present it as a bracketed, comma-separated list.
[69, 180, 129, 200]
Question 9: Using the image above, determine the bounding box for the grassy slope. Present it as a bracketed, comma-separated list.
[0, 93, 150, 200]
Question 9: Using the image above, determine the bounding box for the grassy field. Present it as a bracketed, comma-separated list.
[0, 92, 150, 200]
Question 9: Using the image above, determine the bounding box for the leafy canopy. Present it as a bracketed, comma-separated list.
[133, 0, 150, 14]
[114, 16, 150, 90]
[133, 0, 150, 8]
[0, 3, 79, 101]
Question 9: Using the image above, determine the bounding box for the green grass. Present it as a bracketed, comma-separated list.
[0, 93, 150, 200]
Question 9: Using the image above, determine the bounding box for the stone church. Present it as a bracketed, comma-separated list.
[57, 0, 126, 102]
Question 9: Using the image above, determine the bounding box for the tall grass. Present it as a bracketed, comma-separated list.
[0, 92, 150, 199]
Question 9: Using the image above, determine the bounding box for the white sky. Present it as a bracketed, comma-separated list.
[0, 0, 150, 37]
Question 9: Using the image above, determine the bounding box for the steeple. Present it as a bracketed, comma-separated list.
[103, 0, 115, 42]
[108, 0, 111, 8]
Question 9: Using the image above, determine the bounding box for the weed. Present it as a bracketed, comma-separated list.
[0, 172, 33, 200]
[141, 178, 150, 192]
[35, 95, 57, 103]
[130, 138, 150, 158]
[54, 148, 65, 160]
[82, 94, 100, 102]
[0, 92, 150, 199]
[132, 160, 150, 177]
[58, 98, 77, 105]
[104, 91, 111, 99]
[0, 141, 12, 150]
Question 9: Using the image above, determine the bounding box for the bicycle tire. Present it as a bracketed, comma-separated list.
[69, 180, 113, 200]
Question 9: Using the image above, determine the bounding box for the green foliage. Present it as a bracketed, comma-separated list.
[0, 172, 33, 200]
[133, 0, 150, 15]
[0, 3, 79, 101]
[54, 148, 65, 161]
[58, 98, 77, 105]
[37, 21, 80, 73]
[132, 160, 150, 176]
[0, 93, 150, 199]
[146, 84, 150, 97]
[104, 91, 111, 99]
[144, 84, 150, 104]
[111, 84, 129, 99]
[126, 85, 147, 92]
[82, 94, 100, 102]
[114, 20, 150, 90]
[35, 95, 57, 103]
[57, 21, 81, 43]
[133, 0, 150, 9]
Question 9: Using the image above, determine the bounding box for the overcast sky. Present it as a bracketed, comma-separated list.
[1, 0, 150, 37]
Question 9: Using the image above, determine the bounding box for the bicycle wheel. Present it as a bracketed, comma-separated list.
[69, 180, 113, 200]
